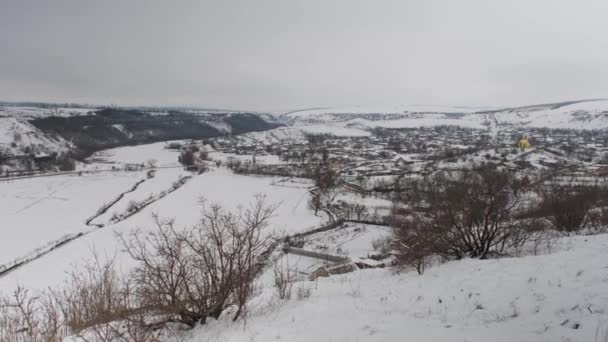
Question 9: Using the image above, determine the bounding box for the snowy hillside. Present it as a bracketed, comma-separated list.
[0, 116, 72, 159]
[281, 99, 608, 133]
[0, 105, 280, 173]
[181, 234, 608, 342]
[491, 99, 608, 130]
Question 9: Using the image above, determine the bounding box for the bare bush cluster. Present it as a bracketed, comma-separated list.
[390, 165, 608, 274]
[0, 287, 64, 342]
[538, 180, 606, 232]
[0, 195, 277, 341]
[118, 194, 276, 327]
[390, 166, 539, 273]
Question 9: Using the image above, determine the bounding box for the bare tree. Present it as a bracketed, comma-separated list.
[391, 166, 535, 266]
[309, 163, 340, 221]
[118, 194, 277, 327]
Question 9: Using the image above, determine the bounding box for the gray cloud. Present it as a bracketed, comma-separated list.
[1, 0, 608, 111]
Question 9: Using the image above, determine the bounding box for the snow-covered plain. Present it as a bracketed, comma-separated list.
[0, 171, 146, 268]
[87, 141, 181, 168]
[0, 142, 323, 292]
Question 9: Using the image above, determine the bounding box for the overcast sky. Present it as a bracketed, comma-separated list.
[1, 0, 608, 111]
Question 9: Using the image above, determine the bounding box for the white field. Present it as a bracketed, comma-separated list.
[86, 141, 181, 168]
[0, 171, 146, 268]
[0, 142, 323, 292]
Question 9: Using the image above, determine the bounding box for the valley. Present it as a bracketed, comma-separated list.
[1, 99, 608, 342]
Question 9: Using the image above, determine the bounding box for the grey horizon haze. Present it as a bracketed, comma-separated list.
[1, 0, 608, 112]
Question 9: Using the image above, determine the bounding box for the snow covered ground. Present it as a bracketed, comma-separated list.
[0, 171, 146, 269]
[180, 233, 608, 342]
[0, 142, 323, 292]
[86, 141, 181, 168]
[0, 165, 323, 288]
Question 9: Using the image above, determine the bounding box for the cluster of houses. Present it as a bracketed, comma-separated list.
[208, 125, 608, 189]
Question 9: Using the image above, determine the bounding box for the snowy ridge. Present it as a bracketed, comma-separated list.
[281, 99, 608, 131]
[0, 106, 95, 118]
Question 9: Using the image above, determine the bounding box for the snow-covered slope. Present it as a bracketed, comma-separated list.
[281, 99, 608, 132]
[490, 99, 608, 130]
[0, 116, 72, 159]
[181, 234, 608, 342]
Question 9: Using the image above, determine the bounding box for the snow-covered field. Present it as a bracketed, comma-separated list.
[86, 141, 181, 168]
[0, 142, 323, 292]
[0, 171, 146, 268]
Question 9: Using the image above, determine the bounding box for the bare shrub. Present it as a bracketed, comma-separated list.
[390, 166, 536, 272]
[146, 159, 158, 168]
[0, 255, 159, 342]
[118, 194, 277, 327]
[273, 260, 296, 300]
[126, 200, 139, 213]
[0, 287, 64, 342]
[333, 201, 369, 221]
[55, 153, 76, 171]
[57, 255, 126, 333]
[390, 215, 434, 274]
[178, 150, 194, 167]
[54, 253, 159, 342]
[372, 237, 392, 257]
[296, 286, 312, 301]
[165, 142, 182, 150]
[539, 181, 602, 232]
